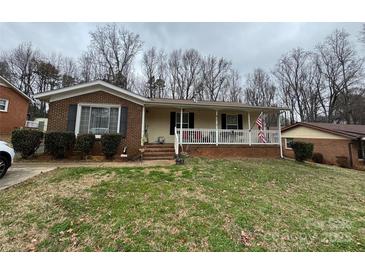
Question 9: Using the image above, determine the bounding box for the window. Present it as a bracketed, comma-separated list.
[0, 99, 9, 112]
[285, 138, 294, 149]
[358, 140, 365, 160]
[78, 105, 120, 135]
[176, 112, 189, 128]
[226, 114, 238, 129]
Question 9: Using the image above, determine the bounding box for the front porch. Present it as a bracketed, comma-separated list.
[142, 106, 283, 156]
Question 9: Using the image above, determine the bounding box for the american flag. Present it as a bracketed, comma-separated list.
[255, 114, 267, 143]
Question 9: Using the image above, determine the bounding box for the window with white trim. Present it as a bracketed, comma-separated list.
[226, 114, 238, 129]
[0, 99, 9, 112]
[285, 138, 294, 149]
[78, 105, 120, 135]
[176, 112, 189, 128]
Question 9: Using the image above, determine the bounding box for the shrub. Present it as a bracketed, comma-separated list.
[336, 156, 350, 168]
[75, 134, 95, 159]
[11, 129, 43, 159]
[312, 152, 324, 164]
[101, 134, 122, 159]
[291, 141, 314, 162]
[45, 132, 75, 159]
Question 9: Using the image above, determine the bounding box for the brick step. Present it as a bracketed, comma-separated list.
[143, 155, 175, 160]
[144, 151, 175, 157]
[144, 147, 175, 152]
[144, 144, 174, 148]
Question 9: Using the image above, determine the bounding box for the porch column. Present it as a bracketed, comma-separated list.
[180, 108, 183, 144]
[278, 111, 283, 158]
[248, 112, 251, 146]
[141, 106, 145, 146]
[215, 110, 218, 146]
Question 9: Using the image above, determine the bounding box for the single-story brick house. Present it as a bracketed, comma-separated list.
[34, 80, 288, 160]
[281, 122, 365, 170]
[0, 76, 31, 141]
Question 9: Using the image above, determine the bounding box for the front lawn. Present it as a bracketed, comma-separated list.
[0, 158, 364, 251]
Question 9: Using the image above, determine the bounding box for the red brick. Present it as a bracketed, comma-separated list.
[183, 144, 280, 158]
[0, 85, 29, 141]
[282, 137, 364, 170]
[47, 91, 142, 159]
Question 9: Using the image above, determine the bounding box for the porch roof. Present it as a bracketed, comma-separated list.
[33, 80, 288, 112]
[145, 98, 288, 112]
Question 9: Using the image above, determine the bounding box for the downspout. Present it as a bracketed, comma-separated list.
[141, 105, 145, 146]
[278, 111, 283, 158]
[348, 141, 353, 168]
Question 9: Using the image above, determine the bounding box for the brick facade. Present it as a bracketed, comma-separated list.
[0, 84, 29, 140]
[282, 137, 364, 170]
[47, 91, 142, 159]
[183, 144, 280, 158]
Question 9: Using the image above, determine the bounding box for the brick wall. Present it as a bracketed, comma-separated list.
[282, 137, 364, 170]
[0, 85, 29, 138]
[47, 91, 142, 159]
[183, 144, 280, 158]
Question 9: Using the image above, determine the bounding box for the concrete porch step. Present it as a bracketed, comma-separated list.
[144, 151, 175, 157]
[144, 143, 174, 148]
[144, 155, 175, 160]
[144, 147, 175, 152]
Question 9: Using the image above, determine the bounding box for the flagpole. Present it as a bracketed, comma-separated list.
[250, 112, 263, 131]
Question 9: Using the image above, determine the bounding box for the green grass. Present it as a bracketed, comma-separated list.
[0, 158, 364, 251]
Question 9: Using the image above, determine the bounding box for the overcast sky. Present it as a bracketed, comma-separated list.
[0, 22, 364, 76]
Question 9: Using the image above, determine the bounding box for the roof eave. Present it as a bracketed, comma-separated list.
[0, 76, 32, 101]
[145, 101, 288, 111]
[281, 122, 357, 139]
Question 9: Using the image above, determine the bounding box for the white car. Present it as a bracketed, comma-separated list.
[0, 141, 15, 179]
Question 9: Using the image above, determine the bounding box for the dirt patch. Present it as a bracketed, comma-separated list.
[143, 167, 171, 175]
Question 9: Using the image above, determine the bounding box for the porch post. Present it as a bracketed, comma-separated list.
[141, 105, 145, 146]
[278, 111, 283, 158]
[215, 110, 218, 146]
[180, 108, 183, 144]
[248, 112, 251, 146]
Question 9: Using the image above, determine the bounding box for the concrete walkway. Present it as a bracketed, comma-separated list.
[0, 160, 175, 191]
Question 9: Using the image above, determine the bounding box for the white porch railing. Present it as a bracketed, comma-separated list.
[176, 128, 279, 145]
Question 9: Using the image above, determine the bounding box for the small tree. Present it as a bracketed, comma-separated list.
[101, 134, 122, 159]
[11, 129, 43, 159]
[291, 142, 314, 162]
[75, 134, 95, 159]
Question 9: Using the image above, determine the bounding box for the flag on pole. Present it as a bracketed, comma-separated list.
[255, 113, 267, 143]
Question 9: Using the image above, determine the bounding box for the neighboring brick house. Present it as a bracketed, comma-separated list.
[0, 76, 31, 141]
[281, 122, 365, 170]
[34, 80, 288, 160]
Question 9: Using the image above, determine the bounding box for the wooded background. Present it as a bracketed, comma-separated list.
[1, 23, 364, 124]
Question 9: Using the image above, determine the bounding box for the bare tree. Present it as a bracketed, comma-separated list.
[78, 51, 94, 83]
[201, 55, 231, 101]
[167, 49, 202, 100]
[222, 69, 242, 102]
[88, 23, 143, 88]
[59, 57, 78, 87]
[4, 42, 39, 96]
[142, 47, 158, 98]
[245, 68, 276, 106]
[316, 29, 364, 123]
[274, 48, 315, 121]
[155, 50, 167, 98]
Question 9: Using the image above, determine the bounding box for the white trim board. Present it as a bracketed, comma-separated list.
[34, 80, 147, 104]
[75, 103, 122, 136]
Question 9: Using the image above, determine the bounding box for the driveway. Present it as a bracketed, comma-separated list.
[0, 160, 174, 191]
[0, 164, 55, 191]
